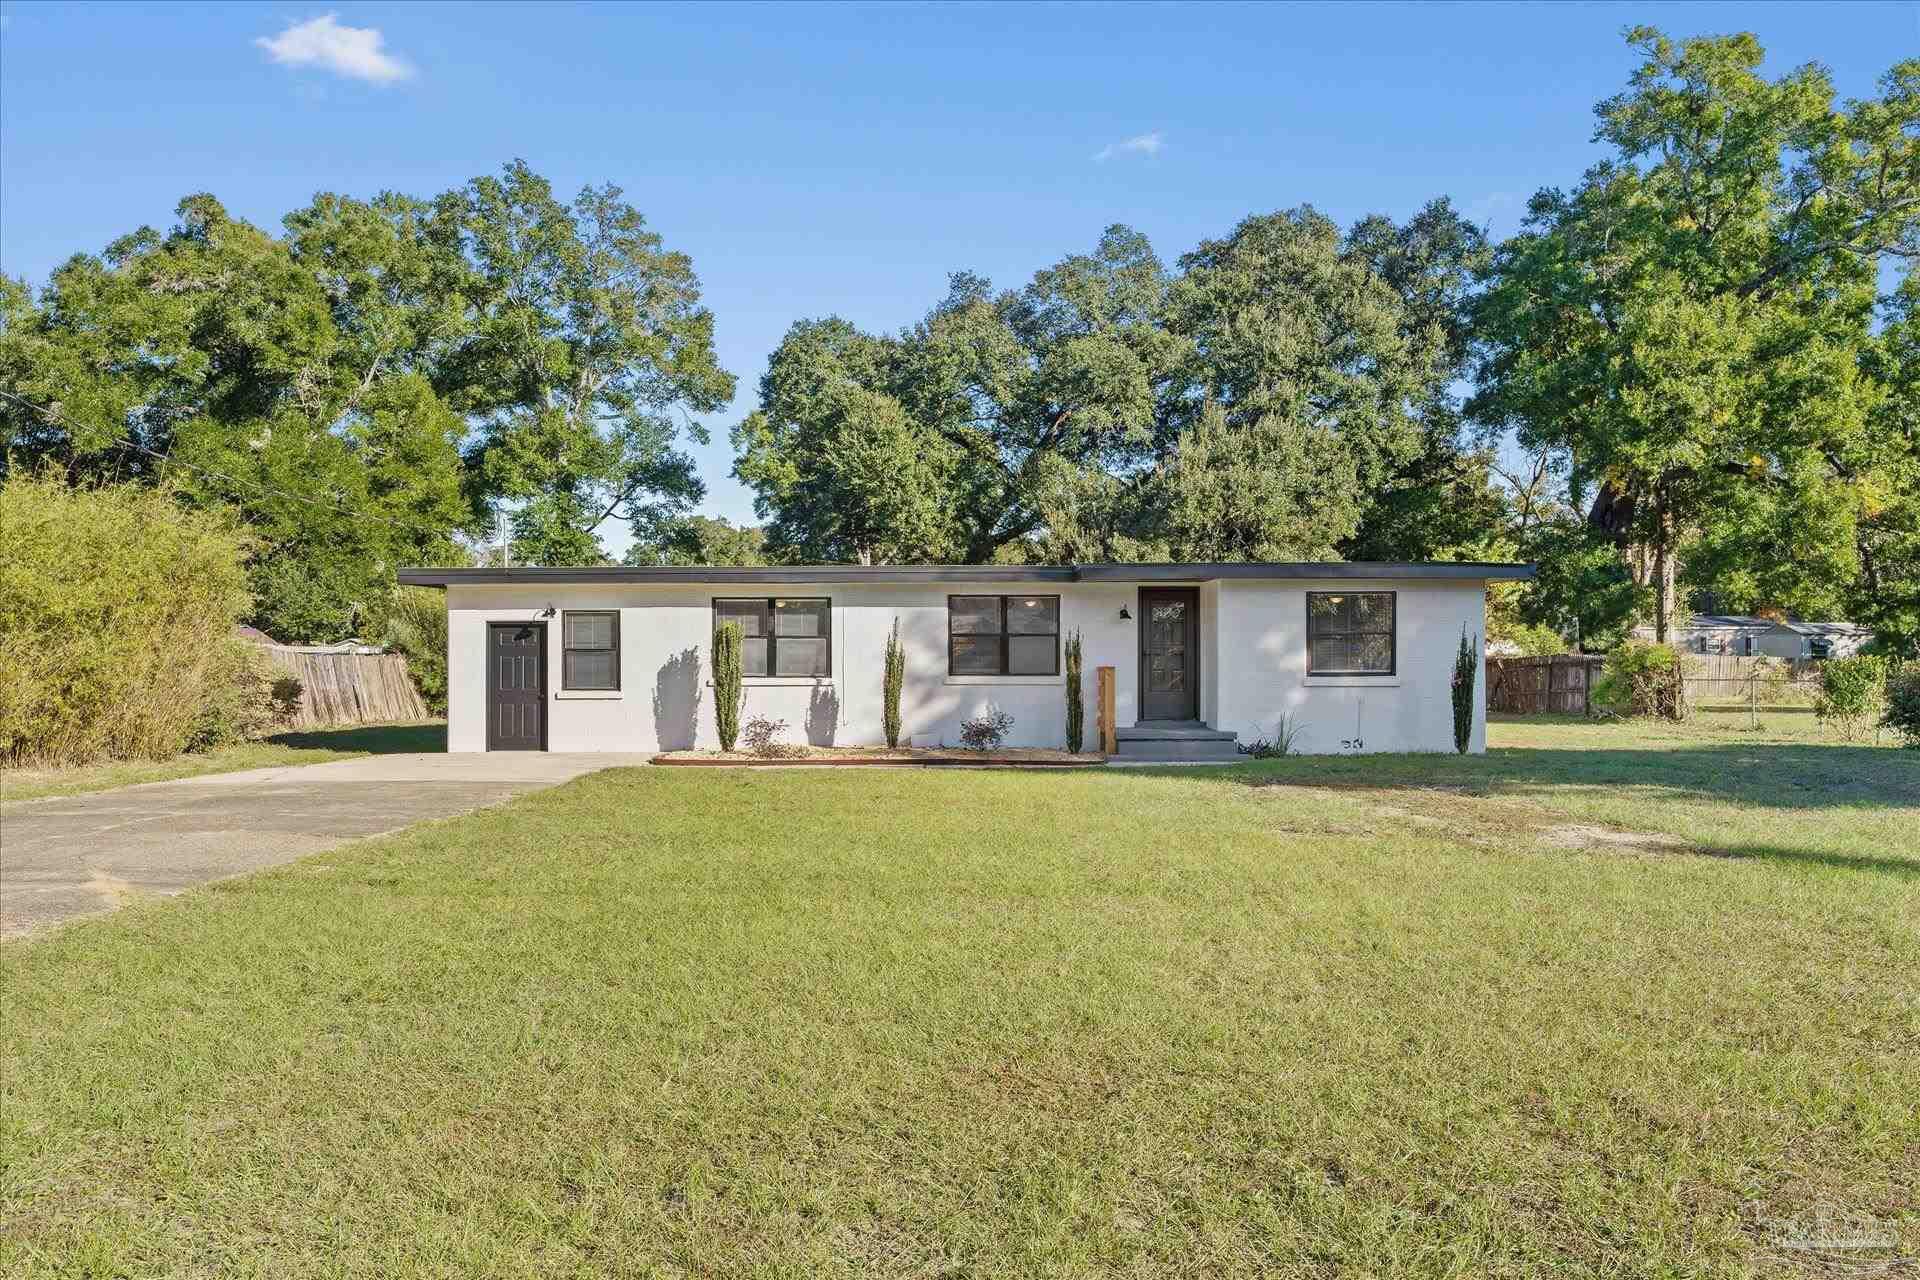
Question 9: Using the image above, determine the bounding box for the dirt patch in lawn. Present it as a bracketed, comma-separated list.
[1539, 823, 1698, 856]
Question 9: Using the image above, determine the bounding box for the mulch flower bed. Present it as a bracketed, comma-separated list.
[651, 747, 1107, 768]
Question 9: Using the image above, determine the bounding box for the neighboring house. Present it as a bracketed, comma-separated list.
[1644, 614, 1875, 659]
[397, 561, 1534, 757]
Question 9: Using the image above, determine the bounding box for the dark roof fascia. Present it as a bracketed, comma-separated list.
[1070, 561, 1537, 583]
[397, 561, 1537, 588]
[397, 565, 1078, 587]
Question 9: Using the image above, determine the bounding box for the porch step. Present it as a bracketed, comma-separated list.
[1114, 721, 1242, 762]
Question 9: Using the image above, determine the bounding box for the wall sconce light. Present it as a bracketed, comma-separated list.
[1118, 605, 1132, 621]
[539, 605, 557, 619]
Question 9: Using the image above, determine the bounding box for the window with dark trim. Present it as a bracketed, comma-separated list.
[1306, 592, 1395, 675]
[712, 598, 832, 678]
[562, 610, 620, 690]
[948, 595, 1060, 676]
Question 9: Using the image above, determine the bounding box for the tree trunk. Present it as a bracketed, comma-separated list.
[1649, 499, 1678, 644]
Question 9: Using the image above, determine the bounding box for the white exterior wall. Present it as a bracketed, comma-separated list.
[1209, 579, 1486, 754]
[446, 581, 1140, 753]
[445, 575, 1490, 755]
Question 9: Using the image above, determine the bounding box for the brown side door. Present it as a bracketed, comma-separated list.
[487, 622, 546, 751]
[1138, 588, 1199, 721]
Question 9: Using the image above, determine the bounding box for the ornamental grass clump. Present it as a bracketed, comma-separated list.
[883, 618, 905, 749]
[712, 620, 743, 752]
[1451, 628, 1478, 755]
[1064, 629, 1084, 753]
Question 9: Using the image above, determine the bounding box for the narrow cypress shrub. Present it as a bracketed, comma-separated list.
[712, 620, 743, 751]
[883, 618, 905, 748]
[1451, 627, 1478, 754]
[1064, 628, 1084, 752]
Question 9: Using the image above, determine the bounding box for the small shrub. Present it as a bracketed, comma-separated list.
[188, 642, 304, 750]
[1881, 663, 1920, 748]
[740, 715, 807, 759]
[1814, 654, 1888, 739]
[958, 706, 1014, 751]
[1451, 628, 1478, 754]
[883, 618, 904, 749]
[1593, 640, 1687, 719]
[384, 586, 449, 715]
[1064, 629, 1084, 753]
[1238, 711, 1306, 758]
[712, 620, 743, 752]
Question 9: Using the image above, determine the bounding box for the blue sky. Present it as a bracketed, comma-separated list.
[4, 1, 1916, 556]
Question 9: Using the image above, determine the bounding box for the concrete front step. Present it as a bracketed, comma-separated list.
[1113, 722, 1242, 762]
[1115, 721, 1237, 742]
[1112, 739, 1244, 762]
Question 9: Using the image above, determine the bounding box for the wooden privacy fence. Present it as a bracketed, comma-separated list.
[1486, 655, 1605, 715]
[1682, 654, 1820, 709]
[262, 647, 431, 729]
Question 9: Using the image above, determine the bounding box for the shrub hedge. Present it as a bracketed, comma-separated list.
[0, 473, 287, 766]
[1593, 640, 1687, 719]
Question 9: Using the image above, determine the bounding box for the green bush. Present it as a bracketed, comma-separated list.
[1814, 654, 1887, 740]
[883, 619, 904, 749]
[1881, 663, 1920, 748]
[712, 620, 743, 752]
[385, 586, 450, 714]
[1593, 640, 1687, 719]
[0, 473, 273, 765]
[1064, 629, 1084, 753]
[190, 642, 303, 750]
[1496, 622, 1568, 657]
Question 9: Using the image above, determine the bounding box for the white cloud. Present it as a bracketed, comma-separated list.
[255, 13, 413, 84]
[1094, 131, 1165, 163]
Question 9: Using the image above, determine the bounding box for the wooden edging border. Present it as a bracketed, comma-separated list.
[650, 754, 1109, 769]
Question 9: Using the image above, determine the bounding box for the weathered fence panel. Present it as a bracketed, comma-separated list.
[262, 648, 431, 729]
[1681, 654, 1819, 708]
[1486, 655, 1605, 715]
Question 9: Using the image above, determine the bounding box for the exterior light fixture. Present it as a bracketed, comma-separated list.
[1118, 605, 1132, 621]
[539, 605, 557, 618]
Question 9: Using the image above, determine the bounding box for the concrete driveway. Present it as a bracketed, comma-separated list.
[1, 752, 649, 939]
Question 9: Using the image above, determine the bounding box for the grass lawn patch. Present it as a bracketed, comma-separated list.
[2, 718, 1915, 1276]
[0, 722, 446, 805]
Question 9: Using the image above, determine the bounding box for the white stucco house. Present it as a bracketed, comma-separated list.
[397, 561, 1534, 758]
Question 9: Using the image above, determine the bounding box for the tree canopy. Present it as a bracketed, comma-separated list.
[733, 204, 1491, 569]
[4, 27, 1916, 654]
[1470, 28, 1919, 641]
[1, 162, 731, 640]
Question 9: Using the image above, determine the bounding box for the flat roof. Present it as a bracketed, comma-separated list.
[398, 561, 1536, 587]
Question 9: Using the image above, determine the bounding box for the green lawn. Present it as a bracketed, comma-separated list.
[2, 719, 1915, 1277]
[0, 722, 446, 805]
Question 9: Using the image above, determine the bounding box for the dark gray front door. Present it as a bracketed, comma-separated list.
[487, 622, 546, 751]
[1139, 588, 1199, 721]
